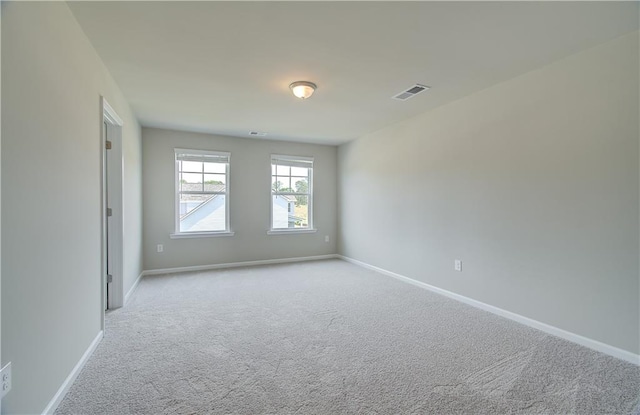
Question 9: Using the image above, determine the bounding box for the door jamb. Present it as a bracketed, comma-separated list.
[100, 97, 124, 330]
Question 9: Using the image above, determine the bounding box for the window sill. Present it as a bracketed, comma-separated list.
[170, 231, 235, 239]
[267, 229, 317, 235]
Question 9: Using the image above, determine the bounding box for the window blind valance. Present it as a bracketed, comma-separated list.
[271, 155, 314, 169]
[175, 149, 230, 164]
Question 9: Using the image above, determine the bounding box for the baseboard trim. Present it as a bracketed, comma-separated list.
[338, 255, 640, 366]
[42, 331, 104, 414]
[124, 272, 144, 305]
[142, 254, 339, 277]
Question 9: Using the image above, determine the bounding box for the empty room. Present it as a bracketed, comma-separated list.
[1, 1, 639, 414]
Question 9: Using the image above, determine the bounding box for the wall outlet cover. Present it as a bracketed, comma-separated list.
[1, 362, 12, 399]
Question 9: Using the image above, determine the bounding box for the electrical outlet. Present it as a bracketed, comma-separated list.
[454, 259, 462, 272]
[1, 362, 12, 399]
[324, 235, 330, 243]
[157, 244, 164, 253]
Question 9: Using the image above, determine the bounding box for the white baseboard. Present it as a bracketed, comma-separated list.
[338, 255, 640, 366]
[42, 331, 104, 415]
[124, 272, 144, 305]
[142, 254, 339, 277]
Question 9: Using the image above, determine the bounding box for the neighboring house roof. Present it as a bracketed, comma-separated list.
[275, 194, 297, 202]
[180, 193, 225, 231]
[180, 183, 226, 203]
[180, 183, 226, 193]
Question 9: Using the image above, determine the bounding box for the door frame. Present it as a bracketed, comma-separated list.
[100, 97, 124, 327]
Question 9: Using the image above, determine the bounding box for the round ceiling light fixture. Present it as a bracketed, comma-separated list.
[289, 81, 317, 99]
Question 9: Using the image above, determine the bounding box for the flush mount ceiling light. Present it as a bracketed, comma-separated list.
[289, 81, 317, 99]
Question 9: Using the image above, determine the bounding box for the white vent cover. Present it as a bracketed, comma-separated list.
[249, 131, 267, 137]
[392, 84, 430, 101]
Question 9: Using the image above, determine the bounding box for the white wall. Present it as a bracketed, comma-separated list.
[1, 3, 142, 413]
[143, 128, 337, 271]
[338, 32, 639, 355]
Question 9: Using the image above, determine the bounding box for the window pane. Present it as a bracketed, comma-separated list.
[291, 177, 309, 194]
[272, 176, 281, 191]
[204, 183, 226, 192]
[271, 165, 276, 175]
[181, 173, 202, 184]
[273, 176, 291, 192]
[179, 194, 226, 232]
[204, 173, 226, 186]
[181, 183, 203, 192]
[182, 161, 202, 172]
[272, 195, 309, 229]
[291, 166, 308, 176]
[204, 162, 226, 173]
[276, 165, 290, 176]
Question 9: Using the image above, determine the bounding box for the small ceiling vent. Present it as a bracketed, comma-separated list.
[392, 84, 430, 101]
[249, 131, 267, 137]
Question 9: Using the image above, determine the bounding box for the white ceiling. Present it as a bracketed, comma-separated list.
[69, 1, 639, 145]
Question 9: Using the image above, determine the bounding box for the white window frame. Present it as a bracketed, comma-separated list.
[171, 148, 234, 239]
[268, 154, 316, 235]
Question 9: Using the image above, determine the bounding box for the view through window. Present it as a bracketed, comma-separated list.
[271, 155, 313, 230]
[175, 149, 230, 233]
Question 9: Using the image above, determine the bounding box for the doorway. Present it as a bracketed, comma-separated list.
[101, 97, 124, 320]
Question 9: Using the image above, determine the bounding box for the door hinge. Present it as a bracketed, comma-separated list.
[105, 140, 112, 150]
[106, 274, 113, 284]
[107, 208, 112, 217]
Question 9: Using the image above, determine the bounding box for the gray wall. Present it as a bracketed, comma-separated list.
[1, 3, 143, 413]
[122, 116, 144, 297]
[0, 7, 3, 412]
[338, 32, 639, 355]
[143, 128, 337, 270]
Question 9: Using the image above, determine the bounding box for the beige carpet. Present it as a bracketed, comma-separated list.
[56, 259, 640, 414]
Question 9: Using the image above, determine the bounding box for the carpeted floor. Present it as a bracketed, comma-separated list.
[56, 259, 640, 414]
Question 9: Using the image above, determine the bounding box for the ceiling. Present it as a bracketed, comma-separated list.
[69, 1, 639, 145]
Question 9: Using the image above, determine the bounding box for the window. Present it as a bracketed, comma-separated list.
[173, 149, 232, 237]
[270, 155, 314, 232]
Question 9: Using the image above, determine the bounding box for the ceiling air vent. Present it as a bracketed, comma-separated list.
[249, 131, 267, 137]
[392, 84, 430, 101]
